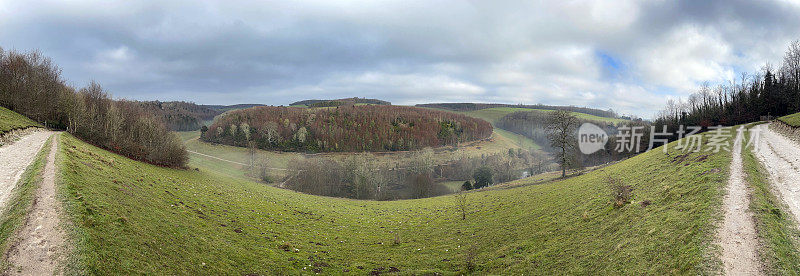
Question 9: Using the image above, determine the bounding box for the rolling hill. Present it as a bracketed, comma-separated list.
[58, 128, 734, 274]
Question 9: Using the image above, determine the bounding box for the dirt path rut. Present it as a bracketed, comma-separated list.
[5, 133, 66, 275]
[717, 128, 763, 275]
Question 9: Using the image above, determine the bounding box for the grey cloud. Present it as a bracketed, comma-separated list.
[1, 0, 799, 117]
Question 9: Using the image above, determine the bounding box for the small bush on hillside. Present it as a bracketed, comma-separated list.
[462, 181, 473, 191]
[464, 244, 477, 272]
[473, 167, 493, 189]
[608, 175, 633, 208]
[454, 192, 468, 220]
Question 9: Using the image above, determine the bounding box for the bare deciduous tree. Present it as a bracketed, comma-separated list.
[545, 110, 579, 177]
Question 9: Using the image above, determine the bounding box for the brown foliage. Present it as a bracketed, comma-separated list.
[201, 105, 493, 152]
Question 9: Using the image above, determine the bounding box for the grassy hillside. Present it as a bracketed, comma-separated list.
[0, 107, 41, 135]
[59, 128, 732, 274]
[777, 112, 800, 127]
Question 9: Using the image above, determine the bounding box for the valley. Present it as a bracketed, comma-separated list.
[4, 3, 800, 274]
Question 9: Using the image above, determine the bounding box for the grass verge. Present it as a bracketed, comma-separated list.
[0, 135, 52, 269]
[742, 123, 800, 274]
[777, 112, 800, 127]
[0, 107, 41, 136]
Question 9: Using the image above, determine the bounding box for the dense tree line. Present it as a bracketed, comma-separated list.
[202, 105, 493, 152]
[202, 104, 267, 112]
[656, 40, 800, 133]
[416, 103, 618, 118]
[0, 48, 187, 167]
[290, 97, 390, 107]
[137, 101, 220, 131]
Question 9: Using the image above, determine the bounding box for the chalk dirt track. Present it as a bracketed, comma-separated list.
[752, 124, 800, 224]
[1, 131, 67, 275]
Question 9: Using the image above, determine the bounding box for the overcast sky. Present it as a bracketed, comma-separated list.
[2, 0, 799, 117]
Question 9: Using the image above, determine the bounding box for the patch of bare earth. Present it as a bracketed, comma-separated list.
[716, 129, 763, 275]
[5, 133, 67, 275]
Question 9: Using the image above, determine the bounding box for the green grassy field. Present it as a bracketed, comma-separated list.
[0, 136, 52, 269]
[742, 123, 800, 273]
[778, 112, 800, 127]
[58, 127, 734, 274]
[0, 107, 41, 135]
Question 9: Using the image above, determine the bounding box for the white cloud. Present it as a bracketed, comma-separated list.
[635, 24, 735, 93]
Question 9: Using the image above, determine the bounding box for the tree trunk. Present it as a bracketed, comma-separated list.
[561, 147, 566, 177]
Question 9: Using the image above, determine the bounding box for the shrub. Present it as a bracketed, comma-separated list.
[608, 175, 633, 208]
[461, 181, 473, 191]
[454, 192, 468, 220]
[473, 167, 493, 189]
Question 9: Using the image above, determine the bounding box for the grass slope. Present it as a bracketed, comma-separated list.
[0, 107, 41, 135]
[742, 123, 800, 273]
[0, 136, 52, 269]
[778, 112, 800, 127]
[59, 128, 732, 274]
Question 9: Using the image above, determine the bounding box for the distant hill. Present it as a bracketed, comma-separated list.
[417, 103, 617, 119]
[137, 101, 222, 131]
[202, 104, 268, 112]
[290, 97, 391, 107]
